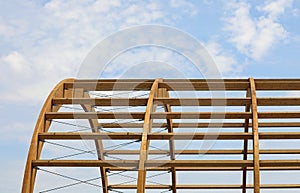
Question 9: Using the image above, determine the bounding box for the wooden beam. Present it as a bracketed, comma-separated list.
[151, 112, 251, 119]
[32, 159, 300, 168]
[155, 98, 250, 106]
[258, 112, 300, 118]
[45, 112, 253, 120]
[46, 111, 300, 120]
[159, 87, 177, 192]
[53, 97, 300, 106]
[65, 82, 153, 91]
[100, 122, 300, 128]
[108, 166, 300, 171]
[53, 98, 148, 106]
[104, 149, 300, 155]
[74, 79, 249, 83]
[137, 79, 160, 193]
[255, 80, 300, 90]
[74, 79, 155, 82]
[109, 184, 300, 189]
[64, 79, 300, 91]
[32, 160, 139, 167]
[147, 160, 300, 168]
[52, 98, 251, 106]
[45, 112, 144, 119]
[158, 82, 249, 90]
[242, 88, 251, 193]
[23, 78, 300, 193]
[81, 91, 108, 193]
[39, 132, 300, 140]
[250, 78, 260, 193]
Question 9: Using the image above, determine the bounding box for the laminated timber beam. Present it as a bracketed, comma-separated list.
[250, 78, 260, 193]
[80, 90, 108, 193]
[109, 184, 300, 189]
[158, 85, 176, 193]
[32, 160, 300, 168]
[38, 132, 300, 140]
[136, 78, 161, 193]
[45, 111, 300, 120]
[65, 79, 300, 91]
[64, 81, 154, 91]
[22, 79, 70, 193]
[22, 79, 110, 193]
[242, 87, 251, 193]
[108, 166, 300, 171]
[102, 149, 300, 155]
[45, 112, 253, 119]
[99, 122, 300, 128]
[53, 97, 300, 106]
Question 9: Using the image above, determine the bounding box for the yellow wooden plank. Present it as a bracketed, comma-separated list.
[250, 78, 260, 193]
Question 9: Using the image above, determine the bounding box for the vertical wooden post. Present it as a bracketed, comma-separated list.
[80, 88, 109, 193]
[159, 87, 177, 192]
[242, 88, 251, 193]
[249, 78, 260, 193]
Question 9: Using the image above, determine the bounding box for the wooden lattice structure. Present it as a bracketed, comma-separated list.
[22, 78, 300, 193]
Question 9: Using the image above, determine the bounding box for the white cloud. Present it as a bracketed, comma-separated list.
[203, 41, 241, 76]
[0, 0, 197, 104]
[224, 0, 293, 60]
[169, 0, 198, 16]
[257, 0, 293, 19]
[1, 51, 31, 76]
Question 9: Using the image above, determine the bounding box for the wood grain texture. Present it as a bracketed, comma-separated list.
[22, 78, 300, 193]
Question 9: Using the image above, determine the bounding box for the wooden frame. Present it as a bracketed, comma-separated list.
[22, 78, 300, 193]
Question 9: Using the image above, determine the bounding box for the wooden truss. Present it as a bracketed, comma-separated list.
[22, 78, 300, 193]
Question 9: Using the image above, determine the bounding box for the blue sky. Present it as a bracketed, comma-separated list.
[1, 0, 300, 192]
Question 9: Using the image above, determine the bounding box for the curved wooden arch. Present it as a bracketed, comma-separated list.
[22, 78, 70, 193]
[22, 78, 108, 193]
[22, 78, 300, 193]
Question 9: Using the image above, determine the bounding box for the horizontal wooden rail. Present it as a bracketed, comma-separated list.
[46, 112, 145, 119]
[32, 160, 300, 168]
[65, 82, 153, 91]
[39, 132, 250, 140]
[64, 80, 300, 91]
[158, 82, 248, 90]
[100, 122, 300, 128]
[73, 79, 300, 83]
[74, 79, 249, 83]
[32, 160, 138, 167]
[255, 81, 300, 90]
[258, 112, 300, 118]
[53, 97, 300, 106]
[53, 98, 148, 106]
[45, 112, 300, 120]
[152, 112, 251, 119]
[108, 166, 300, 171]
[39, 132, 300, 140]
[45, 112, 252, 119]
[52, 98, 250, 106]
[109, 184, 300, 189]
[74, 79, 155, 83]
[104, 149, 300, 155]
